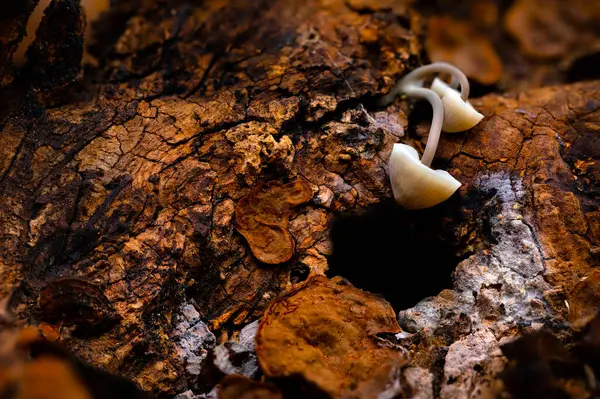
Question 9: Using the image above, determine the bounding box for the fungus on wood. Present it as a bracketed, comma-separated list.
[39, 278, 120, 334]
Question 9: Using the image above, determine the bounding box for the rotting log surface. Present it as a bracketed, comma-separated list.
[0, 0, 599, 398]
[397, 81, 600, 399]
[0, 0, 421, 395]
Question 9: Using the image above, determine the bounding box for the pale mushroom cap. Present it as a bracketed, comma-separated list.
[441, 89, 484, 133]
[431, 78, 483, 133]
[431, 77, 454, 98]
[388, 143, 461, 210]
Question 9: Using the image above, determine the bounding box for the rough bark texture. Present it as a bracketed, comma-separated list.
[0, 0, 599, 398]
[398, 80, 600, 399]
[1, 0, 421, 396]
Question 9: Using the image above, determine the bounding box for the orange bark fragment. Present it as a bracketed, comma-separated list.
[19, 356, 92, 399]
[0, 328, 92, 399]
[236, 180, 313, 265]
[256, 275, 407, 398]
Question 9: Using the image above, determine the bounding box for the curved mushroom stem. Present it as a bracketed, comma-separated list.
[380, 62, 472, 167]
[381, 62, 470, 105]
[450, 76, 460, 91]
[400, 84, 443, 167]
[401, 62, 470, 101]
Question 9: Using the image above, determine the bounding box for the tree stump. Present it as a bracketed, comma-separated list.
[0, 0, 599, 398]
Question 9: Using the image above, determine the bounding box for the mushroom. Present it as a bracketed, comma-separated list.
[383, 62, 484, 209]
[431, 77, 484, 133]
[388, 143, 461, 210]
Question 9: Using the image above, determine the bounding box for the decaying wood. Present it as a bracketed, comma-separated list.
[398, 80, 600, 399]
[256, 275, 407, 398]
[0, 0, 420, 395]
[0, 0, 599, 398]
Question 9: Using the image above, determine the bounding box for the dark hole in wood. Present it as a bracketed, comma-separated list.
[327, 198, 462, 311]
[567, 52, 600, 83]
[327, 186, 495, 311]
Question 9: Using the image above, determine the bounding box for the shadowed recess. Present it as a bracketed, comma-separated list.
[327, 198, 460, 310]
[327, 188, 495, 311]
[567, 52, 600, 83]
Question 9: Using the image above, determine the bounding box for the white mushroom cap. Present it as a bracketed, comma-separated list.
[381, 63, 480, 209]
[381, 62, 471, 106]
[431, 78, 483, 133]
[388, 143, 461, 210]
[430, 77, 454, 98]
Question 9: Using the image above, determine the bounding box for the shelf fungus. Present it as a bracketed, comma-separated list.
[383, 62, 484, 210]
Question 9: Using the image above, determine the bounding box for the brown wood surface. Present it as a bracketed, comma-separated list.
[0, 1, 599, 398]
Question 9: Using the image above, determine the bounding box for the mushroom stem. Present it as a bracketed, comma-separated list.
[381, 62, 470, 106]
[381, 62, 473, 166]
[401, 62, 470, 101]
[400, 84, 443, 167]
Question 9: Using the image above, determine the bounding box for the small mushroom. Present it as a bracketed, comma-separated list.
[383, 62, 484, 209]
[388, 144, 461, 210]
[431, 78, 484, 133]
